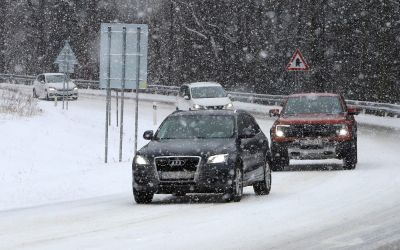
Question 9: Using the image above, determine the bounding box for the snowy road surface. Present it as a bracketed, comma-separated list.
[1, 91, 400, 249]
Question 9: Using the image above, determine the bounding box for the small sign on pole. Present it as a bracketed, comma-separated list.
[287, 49, 310, 71]
[54, 40, 78, 73]
[54, 40, 79, 110]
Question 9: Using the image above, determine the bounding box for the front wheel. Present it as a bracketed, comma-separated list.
[133, 189, 154, 204]
[223, 167, 243, 202]
[172, 191, 186, 197]
[271, 144, 289, 171]
[343, 141, 357, 170]
[253, 159, 272, 195]
[271, 156, 288, 171]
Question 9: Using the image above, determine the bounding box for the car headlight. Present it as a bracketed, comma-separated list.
[275, 125, 290, 137]
[207, 154, 229, 164]
[336, 124, 349, 136]
[193, 104, 205, 110]
[73, 87, 78, 91]
[135, 155, 150, 165]
[48, 87, 56, 91]
[225, 103, 234, 109]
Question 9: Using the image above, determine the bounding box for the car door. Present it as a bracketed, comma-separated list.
[238, 114, 268, 184]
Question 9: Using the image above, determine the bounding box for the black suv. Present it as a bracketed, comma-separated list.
[132, 110, 271, 203]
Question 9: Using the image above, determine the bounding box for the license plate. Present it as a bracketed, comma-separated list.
[300, 139, 323, 146]
[160, 171, 194, 179]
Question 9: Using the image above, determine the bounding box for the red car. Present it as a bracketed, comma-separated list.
[269, 93, 359, 170]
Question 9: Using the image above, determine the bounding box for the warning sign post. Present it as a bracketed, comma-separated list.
[287, 49, 310, 87]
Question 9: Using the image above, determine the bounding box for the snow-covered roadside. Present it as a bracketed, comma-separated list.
[0, 96, 173, 211]
[2, 82, 399, 130]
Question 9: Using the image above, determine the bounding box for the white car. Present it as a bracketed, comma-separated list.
[32, 73, 78, 100]
[176, 82, 233, 110]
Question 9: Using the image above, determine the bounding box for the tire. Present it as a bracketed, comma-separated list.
[271, 156, 288, 171]
[343, 140, 357, 170]
[33, 89, 38, 98]
[172, 191, 186, 197]
[133, 189, 154, 204]
[253, 158, 272, 195]
[223, 167, 243, 202]
[271, 144, 289, 171]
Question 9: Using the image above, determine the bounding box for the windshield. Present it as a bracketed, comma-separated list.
[46, 75, 65, 83]
[191, 86, 227, 99]
[155, 115, 235, 139]
[283, 96, 343, 115]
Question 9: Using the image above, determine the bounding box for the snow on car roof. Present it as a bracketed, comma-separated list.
[187, 82, 222, 88]
[43, 73, 65, 76]
[288, 93, 339, 97]
[171, 109, 240, 117]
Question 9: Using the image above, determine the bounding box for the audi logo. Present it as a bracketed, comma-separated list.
[169, 159, 186, 167]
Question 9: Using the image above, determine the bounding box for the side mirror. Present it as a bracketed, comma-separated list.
[269, 109, 280, 117]
[239, 128, 256, 139]
[227, 93, 232, 98]
[347, 106, 360, 115]
[184, 95, 190, 100]
[143, 130, 154, 140]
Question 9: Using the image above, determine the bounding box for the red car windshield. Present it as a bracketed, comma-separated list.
[283, 96, 344, 115]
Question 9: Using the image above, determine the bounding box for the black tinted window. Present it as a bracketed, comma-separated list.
[156, 115, 235, 139]
[179, 86, 190, 97]
[238, 114, 260, 134]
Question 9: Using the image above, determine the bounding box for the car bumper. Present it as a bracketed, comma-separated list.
[48, 90, 78, 98]
[132, 162, 235, 194]
[271, 140, 353, 160]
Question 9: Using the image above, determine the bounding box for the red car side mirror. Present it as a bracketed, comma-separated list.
[347, 106, 360, 115]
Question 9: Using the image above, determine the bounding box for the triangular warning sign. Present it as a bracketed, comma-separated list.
[287, 49, 310, 71]
[54, 41, 78, 65]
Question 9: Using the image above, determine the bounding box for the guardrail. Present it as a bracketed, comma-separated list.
[1, 73, 399, 118]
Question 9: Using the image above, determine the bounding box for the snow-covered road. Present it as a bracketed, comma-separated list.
[1, 90, 400, 250]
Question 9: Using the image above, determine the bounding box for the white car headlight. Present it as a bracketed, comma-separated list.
[275, 125, 290, 137]
[193, 104, 205, 110]
[207, 154, 229, 164]
[225, 103, 234, 109]
[73, 87, 78, 91]
[135, 155, 150, 165]
[337, 124, 349, 136]
[48, 87, 56, 91]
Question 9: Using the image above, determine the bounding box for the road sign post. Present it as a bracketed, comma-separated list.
[119, 27, 127, 162]
[100, 24, 148, 163]
[54, 40, 78, 110]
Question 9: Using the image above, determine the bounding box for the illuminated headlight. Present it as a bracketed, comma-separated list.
[135, 155, 150, 165]
[337, 124, 349, 136]
[193, 104, 205, 110]
[73, 87, 78, 91]
[207, 154, 229, 164]
[48, 87, 56, 91]
[275, 125, 290, 137]
[225, 103, 234, 109]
